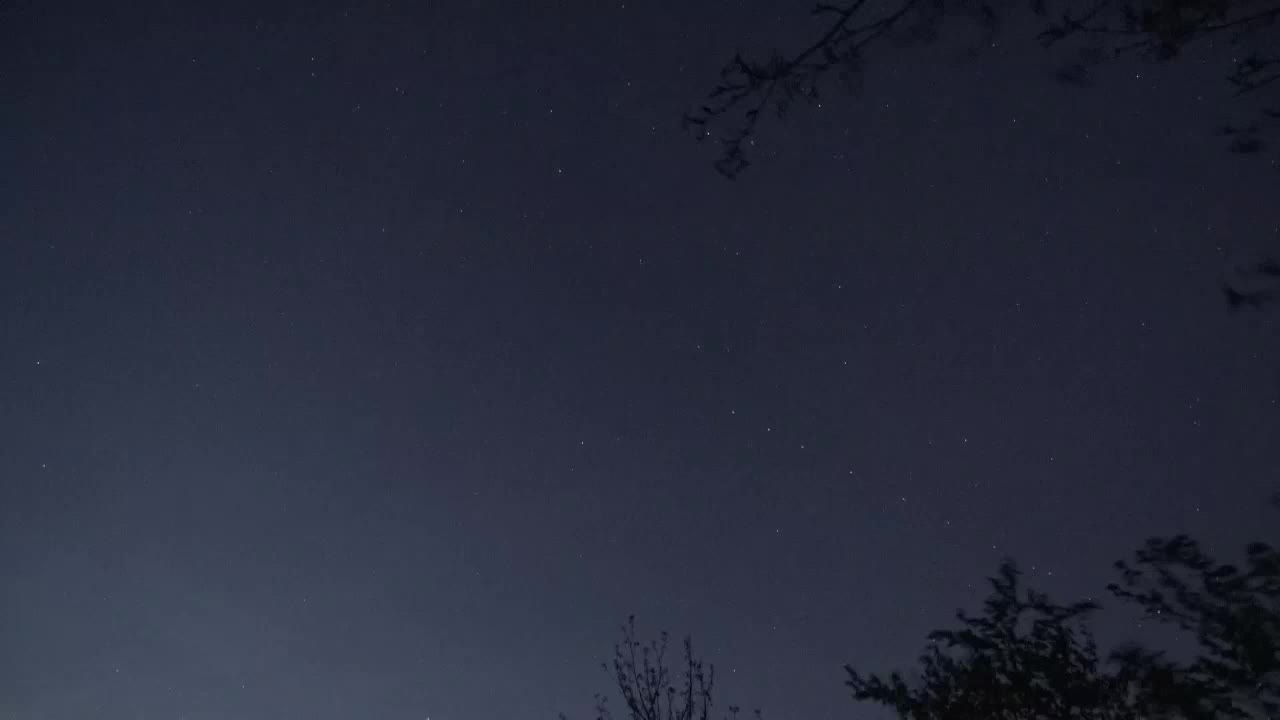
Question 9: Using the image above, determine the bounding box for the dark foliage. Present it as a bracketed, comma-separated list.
[844, 561, 1139, 720]
[686, 0, 1280, 177]
[582, 505, 1279, 720]
[1108, 534, 1280, 719]
[842, 527, 1279, 720]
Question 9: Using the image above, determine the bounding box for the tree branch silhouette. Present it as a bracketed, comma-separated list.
[566, 616, 761, 720]
[688, 0, 1280, 177]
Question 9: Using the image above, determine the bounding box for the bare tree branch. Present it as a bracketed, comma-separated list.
[688, 0, 1280, 176]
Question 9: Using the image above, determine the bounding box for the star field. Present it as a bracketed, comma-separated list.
[3, 1, 1279, 719]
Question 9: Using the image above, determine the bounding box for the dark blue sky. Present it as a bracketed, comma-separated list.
[3, 1, 1278, 718]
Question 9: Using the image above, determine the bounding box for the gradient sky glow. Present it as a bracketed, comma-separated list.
[3, 1, 1279, 718]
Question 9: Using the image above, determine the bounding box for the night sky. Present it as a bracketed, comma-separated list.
[3, 1, 1279, 718]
